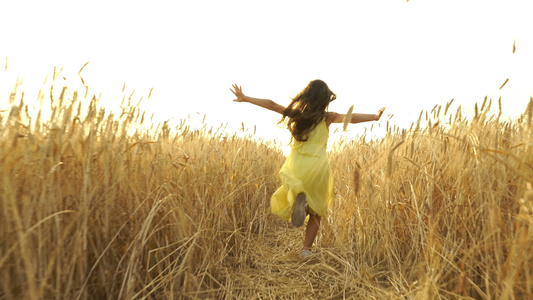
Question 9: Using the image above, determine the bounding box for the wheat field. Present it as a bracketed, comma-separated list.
[1, 70, 533, 299]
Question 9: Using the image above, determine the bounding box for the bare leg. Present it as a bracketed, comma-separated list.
[303, 214, 321, 250]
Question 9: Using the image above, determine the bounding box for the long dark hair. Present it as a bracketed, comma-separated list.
[280, 79, 336, 141]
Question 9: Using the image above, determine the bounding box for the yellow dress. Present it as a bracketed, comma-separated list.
[271, 119, 334, 221]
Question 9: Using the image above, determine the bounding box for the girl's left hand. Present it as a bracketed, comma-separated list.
[376, 107, 386, 121]
[230, 84, 247, 102]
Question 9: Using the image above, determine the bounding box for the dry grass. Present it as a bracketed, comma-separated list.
[1, 71, 533, 299]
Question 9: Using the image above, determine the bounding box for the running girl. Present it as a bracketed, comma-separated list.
[231, 80, 385, 258]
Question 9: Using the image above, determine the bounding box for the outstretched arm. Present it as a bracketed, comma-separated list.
[326, 107, 386, 127]
[231, 84, 286, 114]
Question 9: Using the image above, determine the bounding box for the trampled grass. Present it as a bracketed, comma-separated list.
[1, 71, 533, 299]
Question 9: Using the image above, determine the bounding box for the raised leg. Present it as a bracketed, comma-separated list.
[291, 193, 308, 227]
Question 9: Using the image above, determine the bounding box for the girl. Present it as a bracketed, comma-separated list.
[230, 80, 385, 259]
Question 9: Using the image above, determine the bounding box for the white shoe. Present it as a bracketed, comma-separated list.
[291, 193, 307, 227]
[301, 249, 314, 259]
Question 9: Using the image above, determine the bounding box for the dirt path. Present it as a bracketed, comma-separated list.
[214, 217, 400, 299]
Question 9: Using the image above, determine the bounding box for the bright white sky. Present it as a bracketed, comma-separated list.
[1, 0, 532, 143]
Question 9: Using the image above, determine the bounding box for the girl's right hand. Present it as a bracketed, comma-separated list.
[230, 84, 247, 102]
[376, 107, 386, 121]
